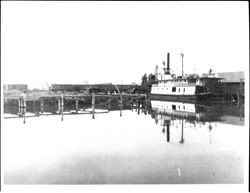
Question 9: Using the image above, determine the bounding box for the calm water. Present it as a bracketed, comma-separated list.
[3, 98, 245, 184]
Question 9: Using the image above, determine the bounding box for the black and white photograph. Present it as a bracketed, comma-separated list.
[1, 1, 249, 192]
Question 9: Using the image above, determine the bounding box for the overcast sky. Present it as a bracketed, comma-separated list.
[1, 1, 249, 88]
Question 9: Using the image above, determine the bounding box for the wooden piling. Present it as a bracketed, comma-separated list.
[142, 96, 147, 115]
[40, 98, 44, 114]
[108, 94, 111, 111]
[120, 94, 122, 117]
[22, 93, 26, 124]
[130, 94, 133, 111]
[58, 98, 61, 113]
[141, 97, 144, 109]
[18, 99, 22, 116]
[75, 98, 79, 114]
[145, 95, 148, 110]
[61, 93, 64, 121]
[137, 99, 140, 115]
[92, 92, 95, 119]
[240, 78, 242, 101]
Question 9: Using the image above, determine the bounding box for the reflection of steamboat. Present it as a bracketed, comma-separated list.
[151, 100, 222, 123]
[150, 53, 225, 102]
[150, 100, 219, 143]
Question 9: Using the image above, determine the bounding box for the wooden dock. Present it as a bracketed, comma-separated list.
[3, 90, 148, 123]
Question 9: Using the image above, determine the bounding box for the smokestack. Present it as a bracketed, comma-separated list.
[166, 53, 170, 74]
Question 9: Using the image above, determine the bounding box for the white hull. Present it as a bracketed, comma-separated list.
[151, 85, 196, 95]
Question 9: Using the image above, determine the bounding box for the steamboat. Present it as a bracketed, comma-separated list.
[150, 53, 225, 102]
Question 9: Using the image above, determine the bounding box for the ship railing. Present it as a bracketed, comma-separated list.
[154, 83, 196, 87]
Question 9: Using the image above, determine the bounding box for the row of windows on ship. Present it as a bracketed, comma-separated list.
[153, 104, 187, 110]
[158, 79, 196, 83]
[162, 79, 186, 82]
[152, 87, 189, 92]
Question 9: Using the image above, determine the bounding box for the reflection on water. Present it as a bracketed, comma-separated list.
[150, 100, 244, 144]
[3, 97, 245, 184]
[4, 97, 245, 125]
[4, 96, 133, 118]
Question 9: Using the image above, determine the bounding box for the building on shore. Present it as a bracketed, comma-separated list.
[217, 71, 244, 101]
[3, 84, 28, 92]
[50, 84, 148, 94]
